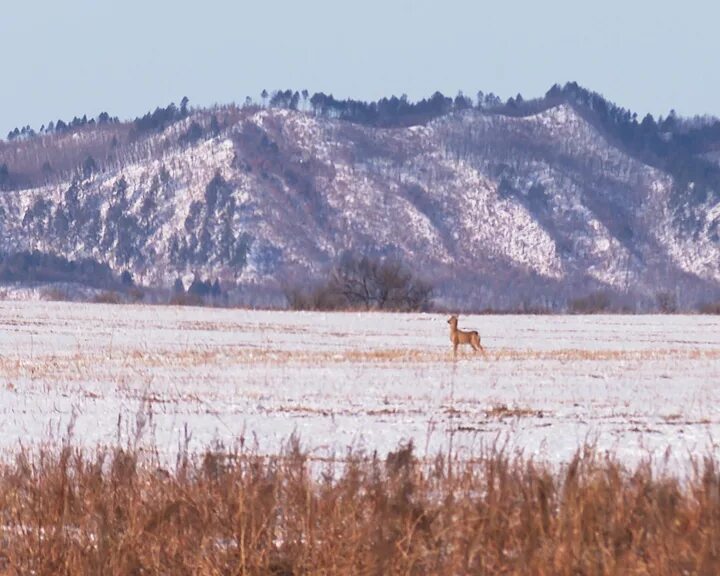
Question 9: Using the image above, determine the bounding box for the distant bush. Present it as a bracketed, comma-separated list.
[41, 287, 72, 302]
[568, 291, 613, 314]
[93, 291, 123, 304]
[285, 254, 434, 312]
[283, 283, 345, 311]
[0, 251, 148, 303]
[698, 301, 720, 314]
[168, 292, 205, 307]
[473, 305, 554, 315]
[655, 291, 678, 313]
[168, 275, 224, 307]
[0, 251, 116, 288]
[330, 253, 433, 311]
[126, 286, 145, 303]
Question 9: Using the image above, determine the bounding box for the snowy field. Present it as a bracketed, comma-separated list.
[0, 301, 719, 468]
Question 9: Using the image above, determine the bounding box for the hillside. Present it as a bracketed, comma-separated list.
[1, 87, 719, 310]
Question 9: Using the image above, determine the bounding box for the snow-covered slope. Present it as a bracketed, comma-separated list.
[1, 105, 719, 308]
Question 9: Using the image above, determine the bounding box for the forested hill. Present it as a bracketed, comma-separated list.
[1, 83, 719, 310]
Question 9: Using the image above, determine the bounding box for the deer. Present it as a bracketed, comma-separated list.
[447, 315, 484, 358]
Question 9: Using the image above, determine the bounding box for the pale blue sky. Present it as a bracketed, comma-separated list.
[1, 0, 718, 137]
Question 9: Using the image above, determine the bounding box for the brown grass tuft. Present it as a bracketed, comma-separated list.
[0, 440, 718, 573]
[484, 403, 545, 419]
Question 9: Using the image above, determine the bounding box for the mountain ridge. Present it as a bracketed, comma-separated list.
[1, 85, 719, 310]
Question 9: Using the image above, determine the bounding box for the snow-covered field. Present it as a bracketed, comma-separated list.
[0, 301, 719, 468]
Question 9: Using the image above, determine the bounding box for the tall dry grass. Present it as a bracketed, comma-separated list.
[0, 439, 718, 574]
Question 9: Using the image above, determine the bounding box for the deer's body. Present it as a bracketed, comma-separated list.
[447, 315, 483, 357]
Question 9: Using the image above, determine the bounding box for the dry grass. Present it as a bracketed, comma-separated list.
[484, 403, 545, 419]
[0, 440, 718, 574]
[4, 345, 720, 385]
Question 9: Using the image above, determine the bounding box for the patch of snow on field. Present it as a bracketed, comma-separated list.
[0, 302, 718, 469]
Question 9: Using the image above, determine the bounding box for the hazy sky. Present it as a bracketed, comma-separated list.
[1, 0, 718, 137]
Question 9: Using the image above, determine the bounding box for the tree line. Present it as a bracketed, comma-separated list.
[547, 82, 720, 205]
[5, 83, 720, 211]
[7, 112, 120, 142]
[260, 85, 720, 205]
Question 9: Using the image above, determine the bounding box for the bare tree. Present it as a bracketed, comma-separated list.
[330, 253, 433, 311]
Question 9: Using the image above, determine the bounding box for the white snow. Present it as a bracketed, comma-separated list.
[0, 302, 718, 470]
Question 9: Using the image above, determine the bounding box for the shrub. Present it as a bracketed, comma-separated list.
[329, 253, 434, 311]
[284, 283, 345, 311]
[698, 300, 720, 314]
[126, 286, 145, 302]
[93, 291, 123, 304]
[284, 254, 434, 312]
[568, 291, 613, 313]
[41, 287, 72, 301]
[655, 291, 678, 313]
[168, 292, 205, 307]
